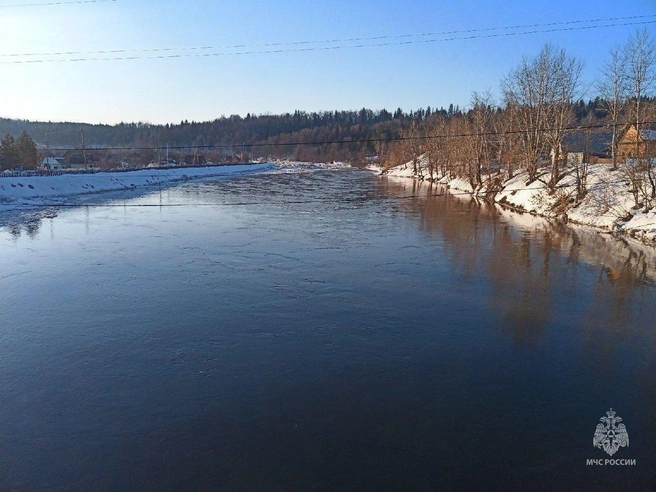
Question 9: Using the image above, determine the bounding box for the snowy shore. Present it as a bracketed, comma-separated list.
[372, 158, 656, 244]
[0, 163, 272, 208]
[381, 171, 656, 281]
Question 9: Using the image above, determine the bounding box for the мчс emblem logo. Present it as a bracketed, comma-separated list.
[593, 409, 629, 456]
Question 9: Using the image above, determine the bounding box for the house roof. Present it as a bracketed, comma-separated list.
[42, 157, 68, 165]
[561, 132, 611, 155]
[640, 129, 656, 141]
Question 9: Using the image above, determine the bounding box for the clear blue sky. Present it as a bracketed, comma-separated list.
[0, 0, 654, 124]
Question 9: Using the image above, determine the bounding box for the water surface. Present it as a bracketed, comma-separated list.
[1, 164, 655, 491]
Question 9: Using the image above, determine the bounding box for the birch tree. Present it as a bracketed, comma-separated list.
[627, 28, 656, 149]
[626, 28, 656, 200]
[425, 116, 446, 180]
[466, 91, 496, 190]
[502, 44, 583, 189]
[598, 44, 629, 170]
[495, 106, 520, 179]
[543, 46, 583, 190]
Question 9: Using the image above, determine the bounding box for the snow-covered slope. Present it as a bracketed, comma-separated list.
[0, 163, 271, 207]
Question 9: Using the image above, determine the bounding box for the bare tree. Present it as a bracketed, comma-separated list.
[401, 121, 422, 176]
[598, 44, 629, 170]
[502, 44, 583, 189]
[424, 116, 446, 181]
[450, 116, 470, 180]
[543, 46, 583, 189]
[495, 106, 520, 179]
[373, 140, 387, 167]
[466, 90, 496, 190]
[502, 72, 545, 183]
[626, 28, 656, 200]
[627, 28, 656, 141]
[439, 117, 459, 180]
[573, 129, 591, 201]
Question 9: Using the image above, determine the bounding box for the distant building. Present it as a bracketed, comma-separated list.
[566, 151, 585, 166]
[617, 124, 656, 160]
[65, 151, 97, 170]
[67, 153, 86, 170]
[41, 157, 69, 170]
[560, 132, 612, 164]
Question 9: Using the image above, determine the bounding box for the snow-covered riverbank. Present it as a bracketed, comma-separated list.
[0, 163, 272, 208]
[372, 159, 656, 244]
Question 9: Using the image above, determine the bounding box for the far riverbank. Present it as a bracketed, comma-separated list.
[0, 163, 272, 208]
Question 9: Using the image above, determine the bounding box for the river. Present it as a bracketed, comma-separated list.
[1, 163, 654, 491]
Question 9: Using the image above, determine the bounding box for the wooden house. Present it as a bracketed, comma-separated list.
[617, 124, 656, 160]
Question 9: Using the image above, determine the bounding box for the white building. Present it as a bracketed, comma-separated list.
[41, 157, 69, 170]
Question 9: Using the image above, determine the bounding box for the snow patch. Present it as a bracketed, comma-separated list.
[0, 163, 271, 208]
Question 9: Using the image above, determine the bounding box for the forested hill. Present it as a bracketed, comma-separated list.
[0, 99, 609, 164]
[0, 108, 439, 163]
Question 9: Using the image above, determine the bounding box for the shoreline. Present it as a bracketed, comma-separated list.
[0, 163, 272, 209]
[367, 161, 656, 247]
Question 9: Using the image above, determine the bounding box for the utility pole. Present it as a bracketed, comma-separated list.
[81, 129, 87, 170]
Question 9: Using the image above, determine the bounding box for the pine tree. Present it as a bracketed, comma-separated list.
[16, 131, 39, 169]
[0, 134, 20, 170]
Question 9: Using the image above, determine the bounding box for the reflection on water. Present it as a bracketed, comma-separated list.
[382, 176, 656, 344]
[385, 176, 656, 283]
[0, 166, 655, 491]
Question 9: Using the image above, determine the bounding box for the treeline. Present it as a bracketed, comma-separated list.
[0, 108, 447, 164]
[0, 98, 617, 167]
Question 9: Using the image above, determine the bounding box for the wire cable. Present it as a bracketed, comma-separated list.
[0, 0, 116, 8]
[3, 18, 655, 64]
[1, 13, 653, 58]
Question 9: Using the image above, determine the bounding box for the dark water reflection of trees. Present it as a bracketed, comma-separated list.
[378, 177, 656, 347]
[0, 207, 60, 241]
[2, 216, 44, 240]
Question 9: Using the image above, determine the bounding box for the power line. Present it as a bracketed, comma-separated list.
[43, 120, 656, 153]
[0, 0, 116, 8]
[3, 18, 655, 64]
[1, 13, 653, 59]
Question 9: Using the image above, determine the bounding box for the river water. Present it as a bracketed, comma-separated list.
[1, 164, 655, 491]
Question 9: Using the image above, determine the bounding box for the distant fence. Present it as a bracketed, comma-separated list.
[0, 169, 101, 178]
[0, 171, 61, 178]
